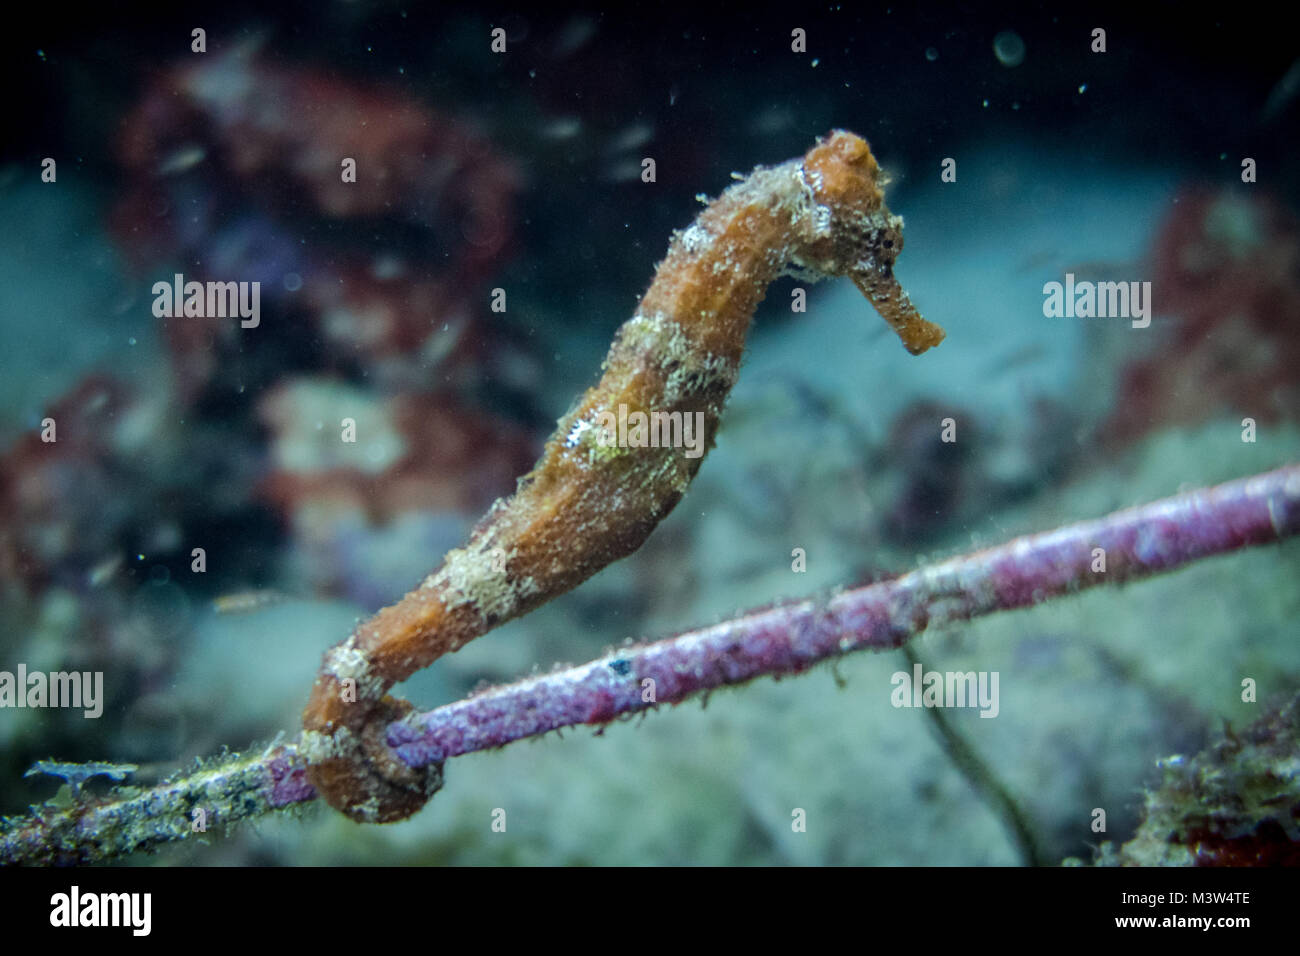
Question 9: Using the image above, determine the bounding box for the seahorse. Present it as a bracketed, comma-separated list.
[300, 129, 945, 822]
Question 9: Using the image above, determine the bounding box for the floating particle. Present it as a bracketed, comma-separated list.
[602, 157, 647, 182]
[607, 122, 654, 155]
[540, 116, 582, 140]
[157, 145, 208, 176]
[1078, 83, 1088, 94]
[212, 589, 288, 614]
[1262, 57, 1300, 121]
[925, 47, 939, 62]
[750, 105, 794, 136]
[993, 30, 1025, 68]
[88, 553, 124, 587]
[552, 16, 597, 58]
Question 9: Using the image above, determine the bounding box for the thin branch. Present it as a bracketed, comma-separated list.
[3, 463, 1297, 864]
[901, 641, 1045, 867]
[1, 743, 314, 866]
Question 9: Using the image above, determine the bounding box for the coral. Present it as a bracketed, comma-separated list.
[0, 377, 140, 593]
[112, 46, 519, 400]
[1103, 692, 1300, 866]
[0, 368, 277, 785]
[299, 130, 945, 822]
[1104, 188, 1300, 447]
[256, 378, 537, 605]
[102, 48, 542, 610]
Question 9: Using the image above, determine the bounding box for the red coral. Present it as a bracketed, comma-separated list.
[112, 49, 520, 401]
[1105, 188, 1300, 447]
[255, 379, 538, 603]
[0, 377, 139, 591]
[257, 382, 537, 519]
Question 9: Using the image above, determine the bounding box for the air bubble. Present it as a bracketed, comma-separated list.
[993, 30, 1025, 68]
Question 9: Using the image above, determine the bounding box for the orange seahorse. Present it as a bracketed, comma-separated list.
[301, 130, 945, 822]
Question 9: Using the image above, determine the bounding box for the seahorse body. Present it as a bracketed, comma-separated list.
[301, 130, 944, 822]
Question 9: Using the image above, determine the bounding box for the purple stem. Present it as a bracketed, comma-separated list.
[388, 463, 1300, 768]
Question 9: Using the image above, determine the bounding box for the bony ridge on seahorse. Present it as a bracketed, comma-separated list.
[301, 129, 945, 822]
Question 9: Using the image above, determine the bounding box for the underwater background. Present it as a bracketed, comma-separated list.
[1, 1, 1298, 865]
